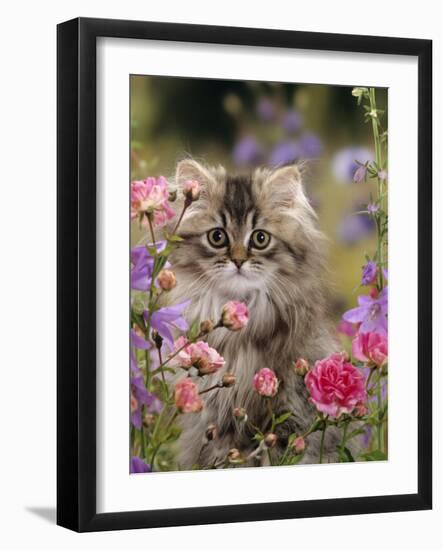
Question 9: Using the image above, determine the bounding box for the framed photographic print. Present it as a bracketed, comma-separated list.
[57, 17, 432, 532]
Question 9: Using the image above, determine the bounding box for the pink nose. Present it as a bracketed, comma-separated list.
[232, 258, 245, 269]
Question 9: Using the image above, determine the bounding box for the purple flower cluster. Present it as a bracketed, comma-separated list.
[231, 97, 323, 168]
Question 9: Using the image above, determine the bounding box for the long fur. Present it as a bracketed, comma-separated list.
[160, 159, 356, 468]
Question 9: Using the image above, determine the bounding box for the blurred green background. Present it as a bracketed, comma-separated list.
[130, 75, 387, 331]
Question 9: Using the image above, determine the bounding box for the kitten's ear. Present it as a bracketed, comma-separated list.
[175, 159, 216, 190]
[259, 165, 309, 210]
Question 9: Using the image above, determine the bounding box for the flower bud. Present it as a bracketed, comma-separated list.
[131, 394, 138, 414]
[293, 358, 309, 376]
[369, 287, 379, 299]
[200, 319, 215, 335]
[157, 268, 176, 291]
[233, 407, 247, 421]
[205, 423, 217, 441]
[168, 190, 177, 202]
[143, 413, 156, 427]
[132, 295, 146, 315]
[183, 179, 201, 202]
[152, 330, 163, 349]
[292, 436, 306, 454]
[132, 323, 145, 339]
[222, 373, 236, 387]
[352, 87, 368, 98]
[353, 403, 368, 418]
[264, 433, 278, 449]
[227, 448, 243, 464]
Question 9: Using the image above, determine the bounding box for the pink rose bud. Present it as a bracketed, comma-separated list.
[200, 319, 215, 334]
[292, 436, 306, 454]
[170, 338, 225, 375]
[305, 352, 367, 418]
[293, 358, 309, 376]
[264, 433, 278, 448]
[352, 331, 388, 367]
[233, 407, 247, 421]
[183, 179, 201, 202]
[157, 268, 177, 290]
[205, 423, 218, 441]
[353, 403, 368, 418]
[222, 373, 236, 387]
[174, 379, 204, 413]
[253, 368, 279, 397]
[221, 301, 249, 331]
[190, 341, 225, 375]
[227, 448, 243, 463]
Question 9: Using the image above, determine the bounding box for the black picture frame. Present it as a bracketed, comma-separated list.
[57, 17, 432, 532]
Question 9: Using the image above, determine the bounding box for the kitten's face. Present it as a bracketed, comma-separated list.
[171, 161, 319, 302]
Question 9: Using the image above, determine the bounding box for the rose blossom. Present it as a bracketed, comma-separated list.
[305, 352, 367, 418]
[170, 337, 225, 375]
[253, 368, 279, 397]
[174, 378, 203, 413]
[352, 331, 388, 367]
[221, 301, 249, 331]
[130, 176, 175, 227]
[183, 179, 201, 202]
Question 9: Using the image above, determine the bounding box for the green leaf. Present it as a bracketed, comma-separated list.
[361, 449, 387, 461]
[187, 318, 201, 341]
[336, 446, 355, 462]
[346, 428, 365, 441]
[166, 234, 184, 243]
[274, 412, 292, 426]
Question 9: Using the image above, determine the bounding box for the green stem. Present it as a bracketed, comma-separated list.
[156, 345, 169, 399]
[172, 201, 190, 235]
[341, 421, 349, 451]
[377, 376, 383, 451]
[147, 213, 156, 247]
[140, 415, 146, 459]
[319, 417, 328, 464]
[368, 87, 386, 289]
[150, 410, 179, 468]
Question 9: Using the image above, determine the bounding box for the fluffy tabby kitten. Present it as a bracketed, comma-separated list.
[166, 159, 348, 468]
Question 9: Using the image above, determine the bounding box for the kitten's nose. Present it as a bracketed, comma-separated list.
[232, 258, 245, 269]
[231, 243, 247, 269]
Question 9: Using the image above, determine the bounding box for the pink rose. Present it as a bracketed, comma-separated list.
[130, 176, 175, 227]
[174, 379, 203, 413]
[183, 179, 201, 201]
[171, 337, 225, 375]
[253, 368, 279, 397]
[221, 301, 249, 331]
[352, 331, 388, 367]
[305, 352, 367, 418]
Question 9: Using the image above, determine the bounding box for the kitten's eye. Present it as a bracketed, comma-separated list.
[250, 230, 271, 249]
[207, 228, 229, 248]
